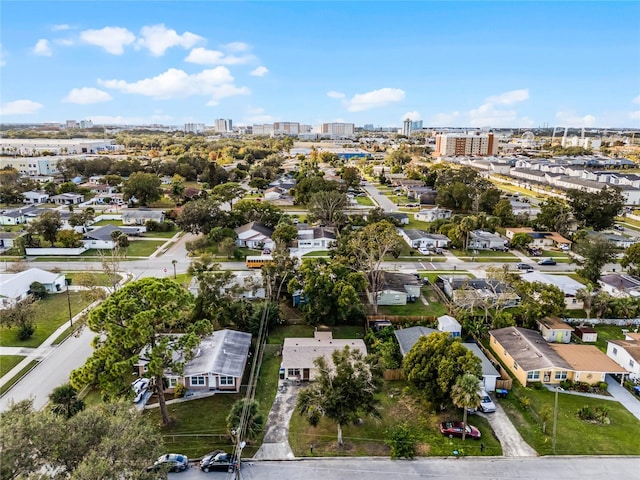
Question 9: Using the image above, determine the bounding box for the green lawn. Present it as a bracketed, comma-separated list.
[0, 355, 25, 377]
[267, 324, 364, 345]
[144, 230, 179, 239]
[452, 249, 517, 259]
[377, 287, 448, 317]
[501, 383, 640, 455]
[0, 360, 38, 396]
[289, 380, 502, 457]
[355, 196, 374, 206]
[65, 271, 120, 286]
[91, 219, 124, 226]
[0, 292, 91, 348]
[404, 218, 432, 230]
[173, 273, 194, 289]
[123, 240, 165, 257]
[593, 325, 626, 353]
[302, 251, 330, 257]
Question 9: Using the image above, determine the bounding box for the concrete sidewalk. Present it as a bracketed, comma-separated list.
[606, 374, 640, 421]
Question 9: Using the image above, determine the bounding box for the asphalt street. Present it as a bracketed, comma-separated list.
[169, 456, 640, 480]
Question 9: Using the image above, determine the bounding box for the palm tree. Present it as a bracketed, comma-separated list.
[49, 383, 85, 418]
[450, 374, 481, 441]
[227, 399, 265, 442]
[575, 285, 594, 320]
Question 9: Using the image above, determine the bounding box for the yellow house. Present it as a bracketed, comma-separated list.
[489, 327, 625, 386]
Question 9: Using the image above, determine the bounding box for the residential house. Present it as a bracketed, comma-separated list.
[439, 276, 520, 308]
[599, 274, 640, 298]
[234, 221, 275, 250]
[505, 227, 571, 249]
[83, 225, 144, 250]
[22, 191, 49, 204]
[468, 230, 509, 250]
[122, 209, 165, 226]
[263, 187, 284, 201]
[281, 331, 367, 381]
[399, 229, 449, 249]
[574, 326, 598, 343]
[437, 315, 461, 337]
[296, 226, 336, 252]
[607, 339, 640, 380]
[490, 327, 625, 386]
[414, 207, 452, 223]
[51, 193, 84, 205]
[0, 232, 20, 252]
[385, 212, 409, 225]
[537, 316, 573, 343]
[406, 186, 437, 205]
[0, 268, 66, 309]
[0, 208, 27, 226]
[520, 271, 585, 309]
[587, 231, 636, 249]
[369, 271, 422, 306]
[137, 330, 252, 394]
[393, 326, 500, 392]
[80, 182, 116, 195]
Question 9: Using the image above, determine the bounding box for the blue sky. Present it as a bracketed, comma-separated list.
[1, 1, 639, 128]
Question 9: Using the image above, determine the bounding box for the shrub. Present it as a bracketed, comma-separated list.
[598, 382, 608, 391]
[559, 380, 572, 390]
[519, 396, 531, 409]
[17, 322, 35, 341]
[529, 382, 545, 390]
[385, 423, 416, 459]
[174, 383, 187, 398]
[577, 405, 610, 424]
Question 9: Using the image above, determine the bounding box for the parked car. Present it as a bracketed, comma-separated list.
[418, 248, 432, 255]
[148, 453, 189, 472]
[478, 390, 496, 413]
[614, 225, 625, 231]
[491, 246, 509, 252]
[528, 247, 542, 256]
[200, 451, 238, 473]
[440, 421, 481, 439]
[538, 258, 557, 266]
[131, 378, 149, 403]
[516, 263, 534, 271]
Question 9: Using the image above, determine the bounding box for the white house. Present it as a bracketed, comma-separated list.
[520, 271, 585, 309]
[537, 316, 573, 344]
[599, 274, 640, 298]
[263, 187, 284, 201]
[83, 225, 145, 250]
[296, 226, 336, 252]
[468, 230, 509, 250]
[0, 268, 66, 309]
[437, 315, 461, 338]
[122, 210, 165, 226]
[414, 207, 452, 223]
[0, 209, 27, 226]
[0, 232, 19, 252]
[22, 191, 50, 204]
[281, 331, 367, 381]
[234, 221, 275, 250]
[462, 342, 501, 392]
[369, 271, 422, 306]
[399, 229, 449, 249]
[606, 339, 640, 380]
[51, 193, 84, 205]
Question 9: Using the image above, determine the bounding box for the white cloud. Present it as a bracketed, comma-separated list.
[250, 66, 269, 77]
[136, 24, 204, 56]
[327, 91, 345, 99]
[223, 42, 250, 52]
[346, 88, 405, 112]
[80, 26, 135, 55]
[33, 39, 52, 56]
[185, 47, 254, 65]
[555, 111, 596, 127]
[430, 112, 460, 125]
[64, 87, 113, 104]
[633, 95, 640, 104]
[244, 107, 274, 123]
[485, 89, 529, 105]
[402, 111, 421, 121]
[0, 99, 44, 115]
[99, 67, 249, 104]
[51, 24, 70, 31]
[55, 39, 74, 46]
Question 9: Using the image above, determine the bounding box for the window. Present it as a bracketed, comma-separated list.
[168, 378, 178, 387]
[513, 361, 518, 370]
[219, 376, 234, 386]
[554, 371, 568, 380]
[287, 368, 300, 377]
[527, 371, 540, 381]
[630, 360, 635, 368]
[612, 347, 618, 355]
[190, 376, 206, 386]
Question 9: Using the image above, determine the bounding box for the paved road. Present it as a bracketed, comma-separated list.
[362, 183, 398, 212]
[170, 456, 640, 480]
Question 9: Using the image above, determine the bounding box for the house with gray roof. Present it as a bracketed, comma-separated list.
[394, 326, 437, 356]
[234, 221, 275, 249]
[0, 268, 66, 309]
[83, 224, 145, 250]
[122, 209, 165, 225]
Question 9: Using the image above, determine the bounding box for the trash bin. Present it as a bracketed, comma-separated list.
[279, 368, 285, 380]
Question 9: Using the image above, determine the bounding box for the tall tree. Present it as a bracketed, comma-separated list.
[493, 198, 515, 227]
[122, 172, 162, 206]
[232, 199, 283, 228]
[403, 332, 481, 408]
[575, 285, 594, 320]
[0, 296, 38, 341]
[535, 198, 573, 236]
[226, 399, 265, 442]
[176, 197, 226, 234]
[211, 182, 245, 209]
[450, 373, 481, 441]
[32, 210, 62, 246]
[71, 278, 208, 425]
[567, 187, 625, 231]
[297, 346, 382, 446]
[308, 190, 347, 226]
[340, 166, 361, 188]
[621, 243, 640, 276]
[574, 236, 616, 284]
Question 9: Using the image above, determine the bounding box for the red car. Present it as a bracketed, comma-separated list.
[440, 421, 481, 439]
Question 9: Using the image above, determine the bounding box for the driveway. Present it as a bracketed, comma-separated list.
[606, 374, 640, 421]
[253, 379, 301, 460]
[479, 401, 537, 457]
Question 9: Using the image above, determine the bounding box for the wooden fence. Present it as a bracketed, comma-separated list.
[383, 369, 404, 381]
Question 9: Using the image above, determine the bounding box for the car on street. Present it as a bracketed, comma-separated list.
[200, 451, 238, 473]
[538, 258, 557, 266]
[614, 225, 624, 231]
[516, 263, 534, 270]
[148, 453, 189, 472]
[440, 421, 481, 439]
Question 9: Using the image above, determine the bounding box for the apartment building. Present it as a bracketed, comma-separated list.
[214, 118, 233, 132]
[321, 123, 355, 138]
[184, 123, 205, 134]
[435, 132, 498, 156]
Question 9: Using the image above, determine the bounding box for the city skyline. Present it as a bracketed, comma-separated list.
[1, 1, 639, 128]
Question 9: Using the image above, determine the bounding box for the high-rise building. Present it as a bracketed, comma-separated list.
[321, 123, 355, 138]
[79, 120, 94, 129]
[363, 124, 375, 131]
[411, 120, 423, 131]
[402, 119, 413, 136]
[435, 132, 497, 156]
[184, 123, 205, 134]
[214, 119, 233, 132]
[273, 122, 300, 135]
[65, 120, 78, 129]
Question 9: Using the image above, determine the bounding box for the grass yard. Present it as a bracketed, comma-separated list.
[0, 292, 91, 348]
[302, 251, 330, 257]
[404, 218, 432, 230]
[0, 355, 25, 378]
[267, 324, 364, 345]
[123, 240, 165, 257]
[452, 249, 517, 259]
[593, 325, 626, 353]
[91, 219, 124, 226]
[289, 380, 502, 457]
[173, 273, 194, 289]
[377, 287, 448, 317]
[64, 271, 120, 286]
[0, 360, 39, 396]
[355, 196, 374, 206]
[144, 230, 179, 239]
[501, 383, 640, 455]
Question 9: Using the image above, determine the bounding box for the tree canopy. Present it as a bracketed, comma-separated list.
[621, 243, 640, 276]
[574, 235, 616, 284]
[567, 187, 625, 231]
[122, 172, 162, 206]
[296, 345, 382, 445]
[403, 332, 481, 407]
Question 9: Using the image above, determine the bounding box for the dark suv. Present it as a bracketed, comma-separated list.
[199, 451, 238, 473]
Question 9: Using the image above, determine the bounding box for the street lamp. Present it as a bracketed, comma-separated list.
[552, 386, 560, 454]
[65, 278, 73, 327]
[172, 260, 177, 279]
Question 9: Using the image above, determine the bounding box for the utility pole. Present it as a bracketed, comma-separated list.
[65, 278, 73, 327]
[172, 260, 177, 279]
[552, 386, 559, 454]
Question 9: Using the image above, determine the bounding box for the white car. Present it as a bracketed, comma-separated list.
[132, 378, 150, 403]
[478, 390, 496, 413]
[418, 248, 432, 255]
